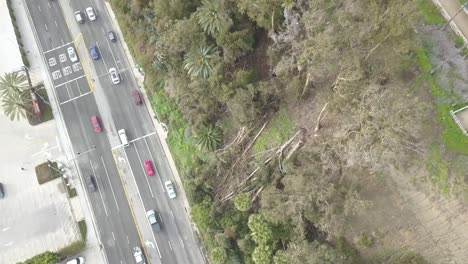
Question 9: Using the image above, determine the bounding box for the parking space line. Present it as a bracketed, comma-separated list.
[43, 41, 73, 54]
[144, 137, 165, 191]
[132, 143, 155, 198]
[90, 160, 109, 217]
[59, 91, 92, 105]
[100, 156, 120, 212]
[54, 74, 86, 88]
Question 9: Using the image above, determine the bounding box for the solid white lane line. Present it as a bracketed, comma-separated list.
[64, 83, 72, 100]
[90, 159, 109, 217]
[132, 143, 155, 198]
[179, 236, 185, 248]
[104, 36, 119, 68]
[101, 155, 120, 212]
[96, 40, 109, 72]
[112, 232, 116, 240]
[144, 137, 165, 191]
[168, 241, 173, 251]
[111, 131, 157, 150]
[38, 5, 41, 12]
[44, 24, 48, 31]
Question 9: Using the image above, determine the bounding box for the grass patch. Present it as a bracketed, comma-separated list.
[151, 90, 199, 173]
[415, 48, 468, 155]
[57, 240, 85, 256]
[66, 183, 77, 198]
[35, 161, 61, 185]
[418, 0, 445, 25]
[78, 220, 87, 241]
[253, 109, 295, 156]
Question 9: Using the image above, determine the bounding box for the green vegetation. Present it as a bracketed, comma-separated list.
[56, 240, 85, 256]
[109, 0, 463, 262]
[418, 0, 445, 25]
[16, 251, 59, 264]
[35, 161, 61, 185]
[78, 220, 87, 241]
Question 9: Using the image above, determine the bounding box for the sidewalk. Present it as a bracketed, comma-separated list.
[10, 0, 105, 263]
[434, 0, 468, 41]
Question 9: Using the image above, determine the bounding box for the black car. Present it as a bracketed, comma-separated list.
[107, 31, 116, 42]
[0, 183, 4, 198]
[86, 175, 96, 192]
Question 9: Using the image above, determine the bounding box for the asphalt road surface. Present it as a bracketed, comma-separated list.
[23, 0, 204, 263]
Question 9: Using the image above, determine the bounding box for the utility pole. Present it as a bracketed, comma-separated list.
[442, 3, 468, 31]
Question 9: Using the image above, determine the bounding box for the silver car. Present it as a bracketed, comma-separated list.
[164, 181, 177, 199]
[146, 209, 161, 232]
[109, 68, 120, 84]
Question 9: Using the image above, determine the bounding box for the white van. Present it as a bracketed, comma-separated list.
[118, 129, 130, 147]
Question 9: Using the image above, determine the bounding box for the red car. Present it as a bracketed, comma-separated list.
[90, 116, 102, 133]
[144, 160, 154, 176]
[132, 90, 142, 105]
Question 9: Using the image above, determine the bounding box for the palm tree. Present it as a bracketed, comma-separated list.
[0, 71, 29, 98]
[184, 45, 218, 79]
[194, 125, 223, 151]
[1, 91, 32, 120]
[195, 0, 232, 36]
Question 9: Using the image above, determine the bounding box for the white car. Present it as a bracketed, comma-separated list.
[67, 47, 78, 62]
[86, 7, 96, 21]
[146, 209, 161, 232]
[109, 68, 120, 84]
[164, 181, 177, 199]
[66, 257, 85, 264]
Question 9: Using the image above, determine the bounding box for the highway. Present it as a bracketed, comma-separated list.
[22, 0, 204, 263]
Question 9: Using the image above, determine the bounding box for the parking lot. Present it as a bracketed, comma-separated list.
[0, 114, 81, 262]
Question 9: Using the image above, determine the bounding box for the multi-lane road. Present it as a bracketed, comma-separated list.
[22, 0, 204, 263]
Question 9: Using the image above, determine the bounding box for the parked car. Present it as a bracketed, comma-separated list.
[144, 160, 155, 176]
[132, 90, 142, 105]
[86, 7, 96, 21]
[164, 181, 177, 199]
[74, 11, 84, 24]
[90, 115, 101, 133]
[109, 68, 120, 84]
[146, 209, 161, 232]
[66, 257, 85, 264]
[0, 183, 5, 198]
[89, 45, 99, 60]
[67, 47, 78, 62]
[107, 31, 116, 42]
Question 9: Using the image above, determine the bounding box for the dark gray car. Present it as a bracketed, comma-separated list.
[0, 183, 4, 198]
[86, 175, 96, 192]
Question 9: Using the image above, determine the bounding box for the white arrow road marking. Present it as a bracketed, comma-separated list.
[118, 156, 126, 163]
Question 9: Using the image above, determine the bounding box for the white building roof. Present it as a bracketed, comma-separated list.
[0, 0, 24, 76]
